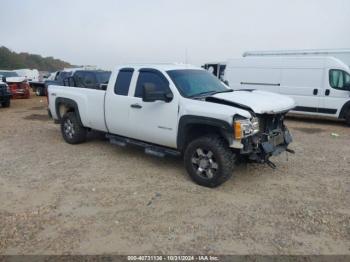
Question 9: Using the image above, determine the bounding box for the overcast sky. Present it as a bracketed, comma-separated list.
[1, 0, 350, 69]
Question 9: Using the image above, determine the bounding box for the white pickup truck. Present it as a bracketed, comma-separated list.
[48, 64, 295, 187]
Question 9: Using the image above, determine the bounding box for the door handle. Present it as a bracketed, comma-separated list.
[130, 103, 142, 109]
[325, 89, 330, 96]
[313, 89, 318, 95]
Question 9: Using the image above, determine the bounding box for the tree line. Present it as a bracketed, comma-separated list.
[0, 46, 73, 72]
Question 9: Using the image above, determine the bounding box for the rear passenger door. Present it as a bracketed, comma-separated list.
[105, 68, 135, 136]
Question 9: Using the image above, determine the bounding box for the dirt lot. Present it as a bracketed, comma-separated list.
[0, 95, 349, 255]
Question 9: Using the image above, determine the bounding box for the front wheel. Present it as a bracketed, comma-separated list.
[61, 112, 87, 144]
[184, 135, 236, 187]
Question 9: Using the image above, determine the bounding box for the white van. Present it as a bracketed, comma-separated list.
[14, 69, 40, 82]
[220, 57, 350, 125]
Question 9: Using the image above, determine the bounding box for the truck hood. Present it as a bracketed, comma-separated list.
[211, 90, 295, 114]
[4, 76, 26, 83]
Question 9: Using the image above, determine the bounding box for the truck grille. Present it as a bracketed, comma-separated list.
[258, 114, 285, 138]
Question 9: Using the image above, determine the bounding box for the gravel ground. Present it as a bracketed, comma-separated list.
[0, 95, 349, 255]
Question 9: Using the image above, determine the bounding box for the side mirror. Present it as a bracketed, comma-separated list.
[142, 83, 173, 102]
[1, 76, 6, 82]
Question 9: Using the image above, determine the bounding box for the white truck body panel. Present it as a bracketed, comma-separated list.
[213, 90, 295, 114]
[48, 64, 295, 150]
[49, 86, 108, 132]
[225, 57, 350, 118]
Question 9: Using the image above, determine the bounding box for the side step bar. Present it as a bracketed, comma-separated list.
[106, 134, 181, 158]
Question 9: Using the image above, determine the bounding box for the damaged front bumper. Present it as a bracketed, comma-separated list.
[240, 128, 293, 163]
[231, 113, 294, 164]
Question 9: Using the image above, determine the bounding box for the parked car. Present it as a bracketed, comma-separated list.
[0, 70, 30, 99]
[33, 70, 111, 96]
[61, 69, 111, 90]
[0, 80, 11, 107]
[48, 64, 295, 187]
[204, 56, 350, 126]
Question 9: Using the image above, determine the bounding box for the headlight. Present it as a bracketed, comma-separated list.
[234, 117, 259, 140]
[6, 85, 10, 93]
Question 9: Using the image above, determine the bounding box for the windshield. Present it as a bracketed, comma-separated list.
[0, 71, 19, 77]
[96, 71, 111, 84]
[167, 69, 229, 97]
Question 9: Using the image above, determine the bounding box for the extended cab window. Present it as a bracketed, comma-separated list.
[329, 69, 350, 90]
[114, 69, 134, 96]
[134, 70, 170, 98]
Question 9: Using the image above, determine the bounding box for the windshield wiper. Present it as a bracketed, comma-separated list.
[189, 91, 217, 98]
[189, 89, 233, 98]
[211, 89, 234, 95]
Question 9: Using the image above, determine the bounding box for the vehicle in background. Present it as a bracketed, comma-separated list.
[62, 70, 111, 90]
[14, 69, 40, 82]
[204, 55, 350, 126]
[202, 63, 227, 83]
[243, 49, 350, 67]
[47, 71, 59, 81]
[31, 71, 72, 96]
[0, 80, 11, 107]
[0, 70, 30, 99]
[48, 64, 295, 187]
[223, 57, 350, 126]
[32, 70, 111, 96]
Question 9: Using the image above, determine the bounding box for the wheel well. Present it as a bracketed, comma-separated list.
[58, 103, 75, 119]
[339, 101, 350, 119]
[183, 124, 228, 149]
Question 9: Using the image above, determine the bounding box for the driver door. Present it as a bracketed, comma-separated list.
[128, 69, 179, 148]
[321, 69, 350, 116]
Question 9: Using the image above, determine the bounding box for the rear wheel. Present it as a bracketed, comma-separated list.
[2, 100, 10, 108]
[35, 87, 43, 96]
[184, 135, 236, 187]
[61, 112, 87, 144]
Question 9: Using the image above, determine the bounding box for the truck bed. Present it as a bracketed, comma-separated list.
[48, 85, 108, 132]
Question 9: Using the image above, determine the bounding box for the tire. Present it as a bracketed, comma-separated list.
[345, 110, 350, 126]
[60, 112, 87, 144]
[36, 87, 43, 96]
[2, 100, 10, 108]
[184, 135, 236, 187]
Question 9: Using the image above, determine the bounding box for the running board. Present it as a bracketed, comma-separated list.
[106, 134, 181, 158]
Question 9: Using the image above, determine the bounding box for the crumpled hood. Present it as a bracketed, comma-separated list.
[212, 90, 296, 114]
[4, 76, 26, 83]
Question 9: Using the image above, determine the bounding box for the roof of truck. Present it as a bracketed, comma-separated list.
[115, 63, 201, 71]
